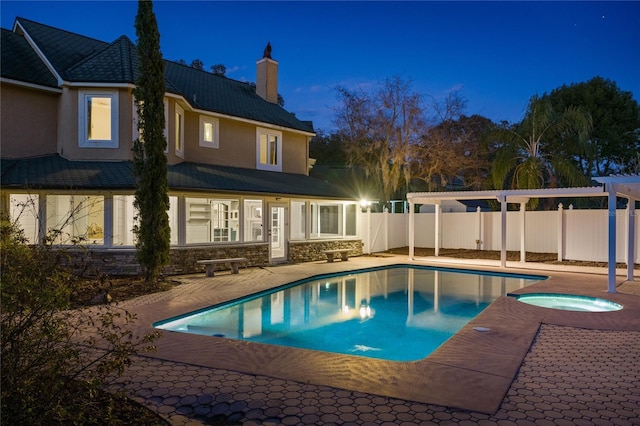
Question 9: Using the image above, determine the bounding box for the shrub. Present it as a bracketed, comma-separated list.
[0, 216, 161, 424]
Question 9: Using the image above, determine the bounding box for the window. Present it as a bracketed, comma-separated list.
[256, 127, 282, 171]
[79, 90, 119, 148]
[175, 104, 184, 158]
[243, 199, 263, 242]
[309, 201, 358, 239]
[9, 194, 39, 244]
[46, 195, 104, 245]
[186, 197, 239, 243]
[199, 116, 219, 148]
[290, 200, 306, 240]
[112, 194, 178, 246]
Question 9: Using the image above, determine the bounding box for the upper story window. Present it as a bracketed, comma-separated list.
[175, 103, 184, 158]
[79, 90, 118, 148]
[199, 115, 219, 148]
[256, 127, 282, 172]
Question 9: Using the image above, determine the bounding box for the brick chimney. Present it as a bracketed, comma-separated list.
[256, 42, 278, 103]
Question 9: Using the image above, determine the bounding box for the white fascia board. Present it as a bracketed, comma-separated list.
[611, 183, 640, 201]
[64, 82, 136, 89]
[14, 21, 63, 87]
[594, 174, 640, 185]
[595, 175, 640, 199]
[407, 190, 502, 203]
[165, 92, 316, 137]
[0, 77, 62, 94]
[407, 186, 606, 204]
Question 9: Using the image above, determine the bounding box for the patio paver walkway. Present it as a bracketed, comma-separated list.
[107, 255, 640, 425]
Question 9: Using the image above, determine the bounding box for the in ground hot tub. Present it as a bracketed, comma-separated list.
[509, 293, 622, 312]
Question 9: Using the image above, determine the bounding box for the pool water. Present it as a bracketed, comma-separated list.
[155, 265, 544, 361]
[510, 293, 623, 312]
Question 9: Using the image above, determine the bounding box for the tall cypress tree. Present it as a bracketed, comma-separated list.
[132, 0, 170, 284]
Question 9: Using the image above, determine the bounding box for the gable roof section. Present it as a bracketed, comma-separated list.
[10, 17, 314, 133]
[15, 18, 108, 81]
[66, 36, 138, 84]
[0, 28, 57, 87]
[1, 155, 351, 199]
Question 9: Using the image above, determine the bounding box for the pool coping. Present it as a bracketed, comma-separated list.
[120, 255, 640, 415]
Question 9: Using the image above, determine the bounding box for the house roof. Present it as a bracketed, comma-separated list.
[65, 36, 138, 84]
[0, 28, 57, 87]
[164, 62, 311, 132]
[14, 18, 109, 81]
[1, 155, 351, 199]
[6, 17, 314, 133]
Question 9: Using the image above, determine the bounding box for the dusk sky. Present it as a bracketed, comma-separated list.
[2, 1, 638, 132]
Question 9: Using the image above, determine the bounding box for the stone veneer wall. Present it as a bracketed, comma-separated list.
[288, 239, 363, 263]
[61, 244, 268, 277]
[61, 239, 362, 277]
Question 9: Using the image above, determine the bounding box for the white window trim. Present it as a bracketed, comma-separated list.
[175, 103, 184, 158]
[78, 89, 119, 148]
[199, 115, 219, 148]
[256, 127, 282, 172]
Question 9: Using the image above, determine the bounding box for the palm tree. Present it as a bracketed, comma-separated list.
[489, 95, 591, 206]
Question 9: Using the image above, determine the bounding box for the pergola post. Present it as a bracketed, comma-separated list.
[434, 202, 441, 257]
[557, 203, 564, 261]
[519, 201, 526, 262]
[606, 186, 617, 293]
[627, 201, 636, 282]
[409, 200, 415, 260]
[500, 195, 507, 268]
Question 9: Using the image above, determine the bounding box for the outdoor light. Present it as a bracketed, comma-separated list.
[359, 301, 373, 320]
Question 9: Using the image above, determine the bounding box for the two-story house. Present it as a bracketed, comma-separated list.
[0, 17, 362, 275]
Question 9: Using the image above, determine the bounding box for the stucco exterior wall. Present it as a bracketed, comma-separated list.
[179, 109, 310, 175]
[58, 87, 134, 161]
[182, 115, 253, 168]
[0, 83, 58, 158]
[281, 132, 309, 175]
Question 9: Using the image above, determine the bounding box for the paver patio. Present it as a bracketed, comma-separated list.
[108, 255, 640, 425]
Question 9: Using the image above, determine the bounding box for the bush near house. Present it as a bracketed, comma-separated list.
[0, 217, 163, 425]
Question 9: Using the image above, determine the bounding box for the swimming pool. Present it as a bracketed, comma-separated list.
[155, 265, 544, 361]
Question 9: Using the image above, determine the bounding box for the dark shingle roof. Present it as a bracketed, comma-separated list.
[168, 162, 350, 198]
[0, 28, 57, 87]
[1, 155, 350, 199]
[66, 36, 138, 84]
[9, 17, 314, 133]
[1, 156, 136, 190]
[15, 18, 109, 81]
[165, 62, 314, 132]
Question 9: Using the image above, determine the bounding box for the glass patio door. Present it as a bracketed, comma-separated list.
[268, 203, 287, 263]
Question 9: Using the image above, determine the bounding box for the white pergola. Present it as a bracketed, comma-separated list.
[407, 175, 640, 293]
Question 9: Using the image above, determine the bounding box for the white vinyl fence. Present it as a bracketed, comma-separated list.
[359, 206, 639, 263]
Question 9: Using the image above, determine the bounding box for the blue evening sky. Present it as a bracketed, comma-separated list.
[2, 1, 638, 132]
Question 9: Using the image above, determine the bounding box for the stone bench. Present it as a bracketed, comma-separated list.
[321, 249, 350, 262]
[197, 258, 248, 277]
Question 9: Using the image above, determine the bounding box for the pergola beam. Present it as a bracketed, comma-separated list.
[407, 176, 639, 293]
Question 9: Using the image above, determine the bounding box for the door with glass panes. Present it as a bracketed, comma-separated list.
[268, 203, 287, 263]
